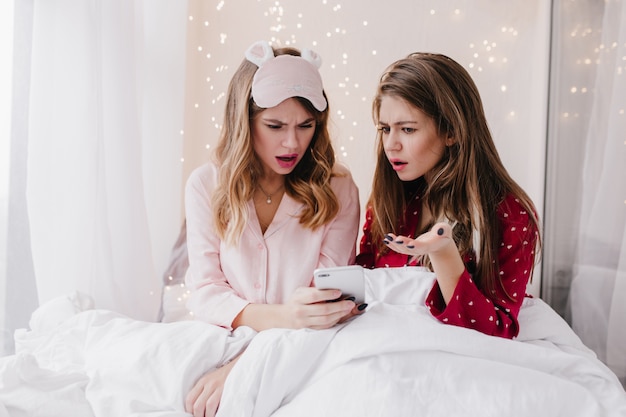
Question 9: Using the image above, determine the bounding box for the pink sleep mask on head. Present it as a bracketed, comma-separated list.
[245, 40, 328, 111]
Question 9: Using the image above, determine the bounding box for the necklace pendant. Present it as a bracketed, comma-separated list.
[266, 197, 272, 204]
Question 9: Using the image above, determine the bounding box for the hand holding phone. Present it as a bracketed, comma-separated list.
[313, 265, 366, 304]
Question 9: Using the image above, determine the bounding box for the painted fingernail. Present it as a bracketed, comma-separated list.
[406, 244, 415, 249]
[345, 296, 356, 302]
[437, 228, 444, 236]
[395, 240, 404, 244]
[384, 234, 392, 240]
[357, 303, 368, 311]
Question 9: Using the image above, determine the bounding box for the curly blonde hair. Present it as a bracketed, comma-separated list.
[212, 46, 340, 245]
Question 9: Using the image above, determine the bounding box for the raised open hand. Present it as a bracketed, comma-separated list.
[383, 222, 455, 264]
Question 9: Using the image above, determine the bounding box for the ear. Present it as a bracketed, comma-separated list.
[301, 48, 322, 69]
[445, 136, 456, 146]
[245, 40, 275, 67]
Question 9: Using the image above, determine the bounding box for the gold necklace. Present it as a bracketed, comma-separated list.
[258, 183, 283, 204]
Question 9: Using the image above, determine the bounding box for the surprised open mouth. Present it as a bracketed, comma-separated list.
[276, 154, 298, 168]
[390, 159, 408, 171]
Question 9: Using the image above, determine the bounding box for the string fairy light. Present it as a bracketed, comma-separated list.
[176, 0, 550, 205]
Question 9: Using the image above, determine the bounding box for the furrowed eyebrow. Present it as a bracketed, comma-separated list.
[261, 118, 285, 125]
[261, 117, 315, 125]
[378, 120, 418, 126]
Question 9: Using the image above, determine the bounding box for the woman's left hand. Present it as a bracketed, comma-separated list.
[384, 222, 455, 263]
[185, 355, 240, 417]
[338, 301, 368, 322]
[385, 222, 465, 304]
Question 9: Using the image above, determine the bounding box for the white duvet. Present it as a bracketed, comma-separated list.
[1, 267, 625, 417]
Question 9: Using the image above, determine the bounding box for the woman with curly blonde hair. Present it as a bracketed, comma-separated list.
[184, 40, 361, 417]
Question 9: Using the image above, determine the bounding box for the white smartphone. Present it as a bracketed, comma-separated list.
[313, 265, 366, 304]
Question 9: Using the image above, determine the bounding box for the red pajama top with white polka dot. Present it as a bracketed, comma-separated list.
[355, 193, 538, 339]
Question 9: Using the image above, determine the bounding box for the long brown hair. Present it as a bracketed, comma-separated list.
[212, 46, 340, 245]
[368, 52, 541, 295]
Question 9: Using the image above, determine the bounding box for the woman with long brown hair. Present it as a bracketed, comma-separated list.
[357, 52, 541, 339]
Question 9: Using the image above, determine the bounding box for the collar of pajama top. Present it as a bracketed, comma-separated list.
[184, 161, 360, 329]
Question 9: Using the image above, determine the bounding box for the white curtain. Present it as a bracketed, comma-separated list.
[23, 0, 186, 322]
[568, 0, 626, 383]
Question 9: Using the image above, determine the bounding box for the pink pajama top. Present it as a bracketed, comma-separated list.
[356, 192, 538, 339]
[184, 162, 360, 329]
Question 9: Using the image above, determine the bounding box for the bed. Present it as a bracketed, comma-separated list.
[1, 267, 625, 417]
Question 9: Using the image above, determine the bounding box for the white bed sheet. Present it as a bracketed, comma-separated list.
[0, 292, 255, 417]
[1, 267, 625, 417]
